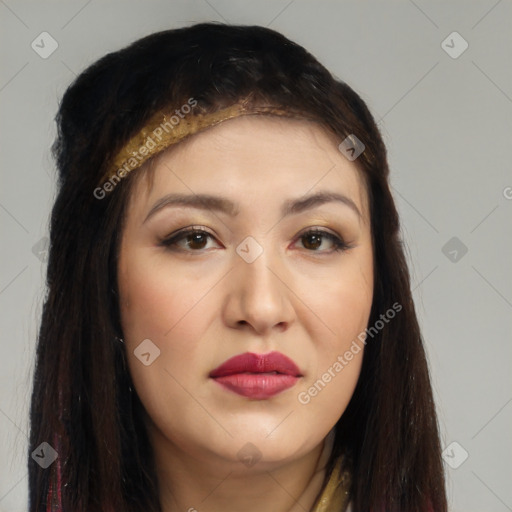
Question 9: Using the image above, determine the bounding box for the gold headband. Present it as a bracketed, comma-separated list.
[98, 99, 311, 190]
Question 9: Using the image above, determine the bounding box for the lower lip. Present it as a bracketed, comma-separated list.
[211, 373, 299, 399]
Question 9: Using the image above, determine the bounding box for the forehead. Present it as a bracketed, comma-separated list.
[128, 115, 369, 219]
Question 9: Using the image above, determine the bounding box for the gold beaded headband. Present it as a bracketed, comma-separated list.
[96, 98, 313, 194]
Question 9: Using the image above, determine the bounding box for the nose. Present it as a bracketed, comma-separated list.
[222, 246, 295, 337]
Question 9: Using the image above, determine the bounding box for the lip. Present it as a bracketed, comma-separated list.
[209, 351, 302, 400]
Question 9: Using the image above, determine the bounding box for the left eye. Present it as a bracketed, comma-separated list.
[160, 228, 349, 253]
[296, 229, 348, 252]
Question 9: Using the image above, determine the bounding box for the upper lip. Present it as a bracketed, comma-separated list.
[209, 351, 302, 378]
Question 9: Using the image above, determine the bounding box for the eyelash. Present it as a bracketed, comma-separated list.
[159, 226, 351, 254]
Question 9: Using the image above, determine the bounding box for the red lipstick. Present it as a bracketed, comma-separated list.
[209, 351, 302, 400]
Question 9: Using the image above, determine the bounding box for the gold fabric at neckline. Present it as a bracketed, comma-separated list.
[310, 455, 352, 512]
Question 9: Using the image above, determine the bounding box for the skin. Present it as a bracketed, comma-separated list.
[118, 116, 374, 512]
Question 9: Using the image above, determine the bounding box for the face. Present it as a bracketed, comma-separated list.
[117, 115, 373, 472]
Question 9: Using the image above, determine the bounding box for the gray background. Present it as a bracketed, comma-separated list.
[1, 1, 511, 511]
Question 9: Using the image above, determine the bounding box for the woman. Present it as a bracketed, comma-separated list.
[29, 23, 447, 511]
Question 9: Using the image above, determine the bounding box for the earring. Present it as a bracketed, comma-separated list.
[115, 336, 124, 343]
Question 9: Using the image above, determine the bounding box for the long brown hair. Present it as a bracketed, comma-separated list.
[29, 22, 447, 511]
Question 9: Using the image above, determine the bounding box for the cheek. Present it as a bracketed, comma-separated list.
[118, 250, 219, 395]
[119, 268, 174, 339]
[117, 252, 211, 429]
[119, 251, 211, 346]
[305, 248, 373, 349]
[295, 250, 372, 417]
[296, 290, 368, 426]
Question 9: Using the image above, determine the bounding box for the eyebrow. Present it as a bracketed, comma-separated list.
[143, 190, 362, 224]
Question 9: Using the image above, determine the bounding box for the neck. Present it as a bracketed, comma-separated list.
[151, 427, 336, 512]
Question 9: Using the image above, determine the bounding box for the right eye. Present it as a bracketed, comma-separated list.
[160, 227, 221, 252]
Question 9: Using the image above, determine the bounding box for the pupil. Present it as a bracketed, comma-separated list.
[189, 233, 206, 249]
[304, 234, 321, 250]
